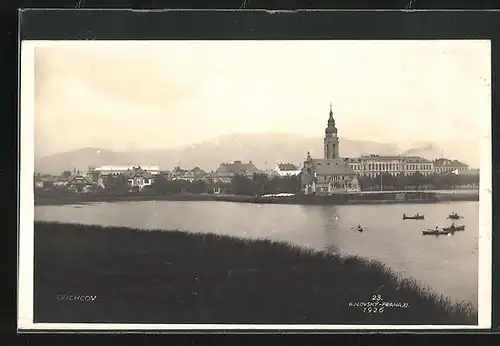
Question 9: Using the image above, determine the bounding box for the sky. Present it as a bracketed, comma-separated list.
[29, 40, 491, 158]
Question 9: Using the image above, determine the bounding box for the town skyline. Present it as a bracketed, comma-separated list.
[32, 40, 490, 160]
[34, 131, 478, 176]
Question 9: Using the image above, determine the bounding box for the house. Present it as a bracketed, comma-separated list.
[53, 176, 70, 187]
[67, 174, 93, 192]
[124, 167, 154, 191]
[191, 167, 208, 180]
[34, 174, 55, 189]
[275, 163, 301, 177]
[173, 167, 209, 182]
[214, 160, 261, 183]
[433, 158, 469, 174]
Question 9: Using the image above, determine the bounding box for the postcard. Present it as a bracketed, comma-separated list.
[18, 34, 492, 330]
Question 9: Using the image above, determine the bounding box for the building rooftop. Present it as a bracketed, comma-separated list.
[357, 154, 431, 162]
[310, 158, 356, 175]
[216, 161, 261, 175]
[433, 158, 468, 167]
[94, 165, 160, 171]
[123, 167, 154, 179]
[277, 163, 300, 171]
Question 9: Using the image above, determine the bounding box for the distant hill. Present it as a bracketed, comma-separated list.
[34, 133, 479, 175]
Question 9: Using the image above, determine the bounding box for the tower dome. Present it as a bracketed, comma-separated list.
[325, 103, 337, 134]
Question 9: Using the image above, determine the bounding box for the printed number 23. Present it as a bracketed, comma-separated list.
[372, 294, 382, 301]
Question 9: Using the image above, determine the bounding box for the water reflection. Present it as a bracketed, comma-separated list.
[35, 200, 479, 307]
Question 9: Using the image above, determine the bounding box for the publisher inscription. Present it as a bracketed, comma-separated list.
[348, 294, 409, 314]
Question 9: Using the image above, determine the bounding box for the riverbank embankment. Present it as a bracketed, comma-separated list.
[34, 189, 479, 206]
[34, 222, 476, 325]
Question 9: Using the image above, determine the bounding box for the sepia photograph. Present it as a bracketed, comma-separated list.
[19, 39, 492, 330]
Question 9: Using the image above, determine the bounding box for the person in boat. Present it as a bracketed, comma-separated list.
[357, 224, 363, 232]
[435, 226, 439, 231]
[403, 213, 406, 218]
[416, 212, 419, 217]
[450, 222, 456, 231]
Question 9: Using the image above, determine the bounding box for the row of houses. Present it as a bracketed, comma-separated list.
[34, 155, 472, 192]
[35, 166, 156, 192]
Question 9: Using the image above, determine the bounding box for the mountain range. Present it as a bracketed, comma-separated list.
[34, 133, 479, 175]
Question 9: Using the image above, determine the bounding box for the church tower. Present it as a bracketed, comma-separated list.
[324, 103, 339, 159]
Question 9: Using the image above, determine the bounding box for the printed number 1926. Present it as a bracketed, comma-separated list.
[371, 294, 382, 301]
[364, 307, 384, 314]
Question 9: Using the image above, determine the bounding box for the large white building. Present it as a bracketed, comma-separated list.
[346, 155, 469, 178]
[91, 165, 160, 176]
[347, 155, 434, 177]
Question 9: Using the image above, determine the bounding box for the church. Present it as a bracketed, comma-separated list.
[301, 104, 360, 195]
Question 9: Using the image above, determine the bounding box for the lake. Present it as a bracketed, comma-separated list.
[34, 200, 479, 307]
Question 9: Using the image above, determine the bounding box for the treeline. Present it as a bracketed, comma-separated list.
[149, 174, 302, 196]
[358, 172, 479, 191]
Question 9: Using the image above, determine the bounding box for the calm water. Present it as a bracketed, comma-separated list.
[35, 200, 479, 307]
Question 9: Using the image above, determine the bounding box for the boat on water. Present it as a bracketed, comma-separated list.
[447, 213, 463, 220]
[422, 230, 450, 236]
[402, 213, 424, 220]
[442, 225, 465, 232]
[351, 225, 365, 232]
[422, 225, 465, 235]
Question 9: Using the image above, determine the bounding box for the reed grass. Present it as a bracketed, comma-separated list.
[34, 221, 477, 325]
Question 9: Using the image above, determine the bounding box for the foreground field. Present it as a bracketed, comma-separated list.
[34, 222, 477, 325]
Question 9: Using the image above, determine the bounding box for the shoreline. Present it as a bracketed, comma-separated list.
[34, 222, 477, 325]
[34, 190, 479, 206]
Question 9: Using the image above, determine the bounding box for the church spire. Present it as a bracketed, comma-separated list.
[327, 102, 335, 127]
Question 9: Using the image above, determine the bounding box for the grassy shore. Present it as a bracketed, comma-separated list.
[34, 222, 477, 325]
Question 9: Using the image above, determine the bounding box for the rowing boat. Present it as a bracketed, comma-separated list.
[422, 230, 450, 236]
[402, 215, 425, 220]
[442, 225, 465, 232]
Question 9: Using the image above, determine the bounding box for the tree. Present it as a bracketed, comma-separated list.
[187, 179, 209, 194]
[103, 174, 129, 193]
[251, 173, 268, 195]
[150, 175, 183, 194]
[61, 171, 72, 178]
[230, 174, 253, 195]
